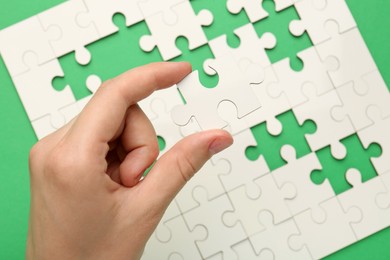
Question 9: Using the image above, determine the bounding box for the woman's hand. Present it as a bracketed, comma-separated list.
[26, 62, 233, 260]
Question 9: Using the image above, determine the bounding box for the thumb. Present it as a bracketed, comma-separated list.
[139, 129, 233, 209]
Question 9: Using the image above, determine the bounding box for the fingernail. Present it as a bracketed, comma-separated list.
[209, 137, 233, 155]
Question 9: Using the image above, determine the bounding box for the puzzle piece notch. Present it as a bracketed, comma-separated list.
[273, 145, 335, 216]
[338, 168, 389, 240]
[289, 197, 361, 259]
[289, 0, 356, 45]
[184, 189, 247, 259]
[358, 106, 390, 175]
[293, 84, 354, 159]
[249, 210, 313, 260]
[222, 173, 294, 237]
[332, 70, 390, 132]
[140, 1, 213, 60]
[38, 0, 100, 65]
[268, 46, 335, 108]
[227, 0, 294, 23]
[171, 55, 262, 130]
[77, 0, 144, 39]
[204, 23, 276, 74]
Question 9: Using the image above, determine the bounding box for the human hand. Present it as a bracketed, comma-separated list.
[26, 62, 233, 260]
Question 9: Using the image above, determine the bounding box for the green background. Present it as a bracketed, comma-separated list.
[0, 0, 389, 259]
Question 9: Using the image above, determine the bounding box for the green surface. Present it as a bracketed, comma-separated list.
[0, 0, 390, 259]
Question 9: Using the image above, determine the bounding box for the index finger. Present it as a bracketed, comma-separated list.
[67, 62, 191, 149]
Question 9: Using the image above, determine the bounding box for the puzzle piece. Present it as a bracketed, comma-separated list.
[269, 46, 335, 108]
[175, 160, 228, 213]
[212, 129, 270, 196]
[140, 1, 213, 60]
[171, 55, 262, 130]
[38, 0, 100, 65]
[142, 214, 205, 260]
[316, 25, 378, 88]
[0, 16, 56, 77]
[311, 133, 382, 195]
[232, 239, 269, 260]
[249, 211, 312, 260]
[184, 190, 246, 259]
[375, 172, 390, 223]
[289, 0, 356, 44]
[338, 168, 389, 240]
[273, 145, 335, 215]
[138, 0, 186, 23]
[139, 86, 183, 121]
[240, 66, 291, 135]
[289, 197, 361, 259]
[78, 0, 144, 38]
[358, 106, 390, 175]
[332, 70, 390, 132]
[223, 173, 294, 236]
[30, 74, 101, 139]
[12, 54, 75, 122]
[204, 23, 276, 72]
[227, 0, 294, 23]
[293, 86, 354, 159]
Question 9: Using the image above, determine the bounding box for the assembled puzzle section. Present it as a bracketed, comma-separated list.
[0, 0, 389, 259]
